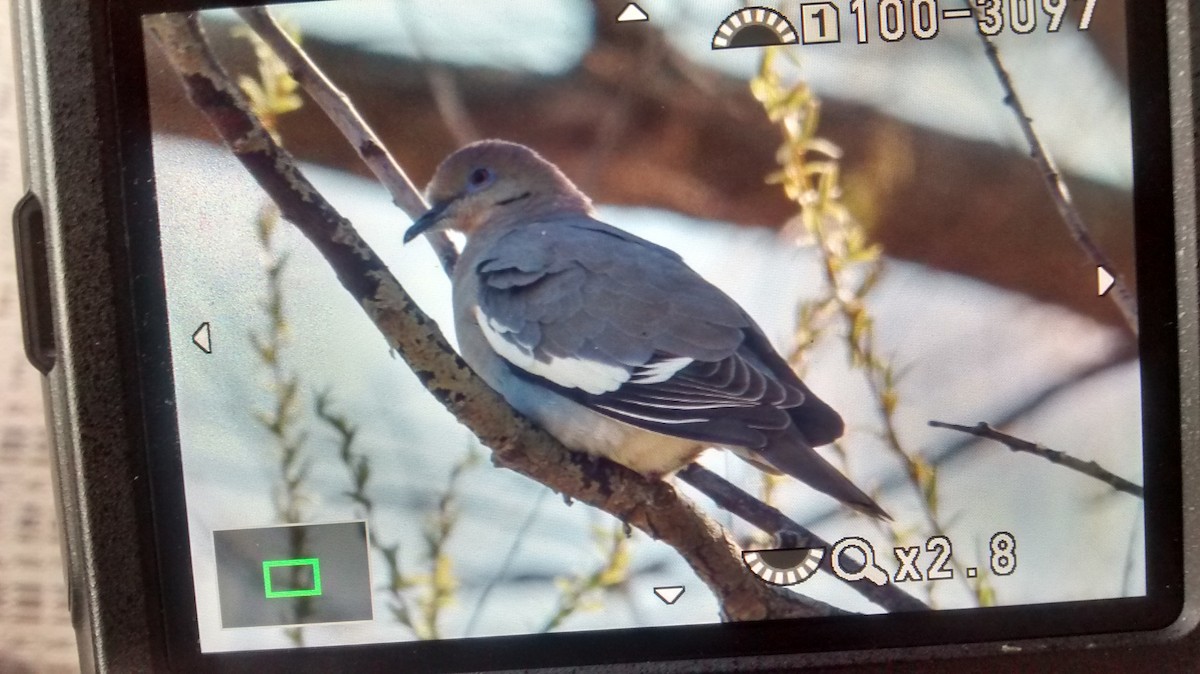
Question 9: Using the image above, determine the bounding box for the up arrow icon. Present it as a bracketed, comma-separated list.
[616, 3, 649, 23]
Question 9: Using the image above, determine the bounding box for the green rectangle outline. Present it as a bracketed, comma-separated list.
[262, 557, 322, 598]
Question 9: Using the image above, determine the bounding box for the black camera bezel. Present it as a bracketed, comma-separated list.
[15, 0, 1199, 670]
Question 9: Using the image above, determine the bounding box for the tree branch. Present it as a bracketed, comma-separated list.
[238, 6, 929, 615]
[147, 11, 845, 622]
[229, 6, 931, 614]
[971, 18, 1139, 335]
[927, 420, 1144, 499]
[233, 6, 459, 273]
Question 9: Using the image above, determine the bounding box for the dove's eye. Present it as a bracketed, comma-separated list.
[467, 167, 494, 192]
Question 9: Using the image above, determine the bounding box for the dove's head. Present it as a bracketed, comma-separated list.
[404, 140, 593, 243]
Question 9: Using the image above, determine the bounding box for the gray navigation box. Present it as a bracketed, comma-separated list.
[213, 521, 372, 628]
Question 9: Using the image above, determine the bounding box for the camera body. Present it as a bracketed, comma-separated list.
[11, 0, 1200, 670]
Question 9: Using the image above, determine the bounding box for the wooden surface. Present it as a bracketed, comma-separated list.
[0, 1, 81, 670]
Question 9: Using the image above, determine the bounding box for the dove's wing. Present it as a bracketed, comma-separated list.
[470, 217, 843, 450]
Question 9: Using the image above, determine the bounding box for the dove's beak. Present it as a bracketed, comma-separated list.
[404, 200, 451, 243]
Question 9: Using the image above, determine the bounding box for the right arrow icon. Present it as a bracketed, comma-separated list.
[1097, 266, 1115, 297]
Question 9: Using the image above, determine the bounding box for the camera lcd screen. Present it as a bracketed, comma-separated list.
[122, 0, 1180, 667]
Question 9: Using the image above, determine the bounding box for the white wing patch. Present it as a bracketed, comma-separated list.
[475, 306, 630, 395]
[631, 356, 693, 384]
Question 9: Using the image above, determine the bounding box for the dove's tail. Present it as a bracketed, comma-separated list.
[758, 430, 892, 521]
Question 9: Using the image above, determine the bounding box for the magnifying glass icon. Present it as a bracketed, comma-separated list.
[830, 537, 890, 586]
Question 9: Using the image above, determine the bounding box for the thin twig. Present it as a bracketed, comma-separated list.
[464, 489, 550, 636]
[418, 450, 477, 640]
[755, 48, 973, 605]
[388, 2, 480, 146]
[426, 66, 481, 146]
[188, 8, 931, 618]
[927, 350, 1135, 468]
[970, 18, 1138, 334]
[235, 6, 459, 273]
[678, 465, 929, 613]
[313, 391, 421, 637]
[804, 351, 1133, 529]
[927, 421, 1144, 498]
[582, 33, 663, 192]
[1120, 502, 1144, 595]
[540, 523, 631, 632]
[147, 12, 845, 622]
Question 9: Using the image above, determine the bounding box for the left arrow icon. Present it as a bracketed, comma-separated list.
[193, 322, 212, 354]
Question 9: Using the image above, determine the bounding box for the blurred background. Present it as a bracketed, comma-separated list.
[150, 0, 1137, 327]
[142, 0, 1145, 654]
[0, 1, 80, 671]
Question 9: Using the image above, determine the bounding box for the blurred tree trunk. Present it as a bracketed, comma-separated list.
[143, 10, 1135, 333]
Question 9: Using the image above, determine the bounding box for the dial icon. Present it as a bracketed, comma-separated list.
[712, 7, 799, 50]
[741, 546, 824, 586]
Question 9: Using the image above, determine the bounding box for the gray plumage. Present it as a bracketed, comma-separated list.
[406, 140, 888, 520]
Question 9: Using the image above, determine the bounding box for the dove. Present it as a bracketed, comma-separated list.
[405, 140, 888, 519]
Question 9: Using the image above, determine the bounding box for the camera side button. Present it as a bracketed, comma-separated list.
[11, 191, 56, 374]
